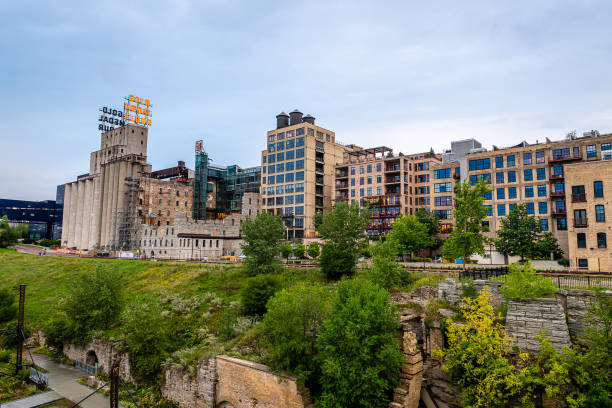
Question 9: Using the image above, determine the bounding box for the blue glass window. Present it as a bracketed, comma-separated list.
[495, 156, 504, 168]
[276, 174, 284, 183]
[586, 144, 597, 158]
[497, 188, 505, 199]
[523, 153, 532, 165]
[483, 191, 492, 200]
[508, 171, 516, 183]
[536, 168, 546, 180]
[376, 163, 382, 171]
[286, 139, 295, 148]
[286, 161, 294, 171]
[526, 202, 535, 214]
[434, 168, 451, 179]
[296, 128, 305, 136]
[267, 176, 274, 184]
[539, 201, 547, 214]
[296, 148, 305, 158]
[276, 163, 284, 172]
[295, 194, 304, 204]
[294, 217, 304, 227]
[487, 205, 493, 216]
[496, 172, 504, 183]
[296, 137, 305, 146]
[507, 155, 515, 167]
[296, 159, 304, 169]
[276, 185, 284, 194]
[508, 187, 517, 198]
[540, 218, 548, 231]
[285, 150, 295, 160]
[285, 184, 294, 193]
[296, 171, 304, 181]
[295, 206, 304, 215]
[469, 158, 491, 170]
[602, 143, 611, 151]
[537, 184, 547, 197]
[509, 203, 516, 212]
[524, 169, 532, 181]
[285, 173, 294, 182]
[525, 186, 534, 198]
[295, 182, 304, 192]
[497, 204, 506, 216]
[276, 152, 284, 161]
[268, 165, 275, 174]
[557, 217, 567, 230]
[594, 181, 604, 197]
[276, 141, 284, 151]
[268, 154, 275, 163]
[595, 205, 605, 222]
[367, 164, 372, 173]
[351, 189, 355, 197]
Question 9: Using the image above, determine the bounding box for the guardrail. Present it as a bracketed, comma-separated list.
[75, 359, 98, 375]
[30, 367, 48, 386]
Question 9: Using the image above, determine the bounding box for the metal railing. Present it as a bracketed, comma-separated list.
[30, 367, 48, 386]
[460, 270, 612, 289]
[75, 359, 99, 375]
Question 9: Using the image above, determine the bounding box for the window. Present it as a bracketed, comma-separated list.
[556, 217, 567, 230]
[595, 205, 605, 222]
[468, 158, 491, 170]
[597, 233, 607, 248]
[497, 188, 505, 199]
[586, 144, 597, 158]
[276, 163, 284, 172]
[376, 175, 382, 183]
[507, 155, 515, 167]
[367, 187, 372, 196]
[367, 164, 372, 173]
[594, 181, 603, 197]
[508, 171, 516, 183]
[434, 182, 452, 193]
[578, 259, 588, 268]
[295, 182, 304, 192]
[268, 165, 275, 174]
[508, 187, 517, 198]
[483, 191, 492, 200]
[359, 177, 364, 185]
[553, 148, 570, 160]
[296, 137, 305, 146]
[285, 184, 294, 193]
[276, 196, 284, 205]
[526, 202, 535, 214]
[267, 176, 274, 184]
[296, 171, 304, 181]
[525, 186, 534, 198]
[540, 218, 548, 231]
[469, 174, 491, 185]
[285, 173, 294, 182]
[536, 151, 545, 163]
[360, 188, 364, 196]
[296, 148, 304, 158]
[296, 159, 304, 169]
[351, 189, 355, 197]
[296, 128, 305, 136]
[537, 184, 547, 197]
[276, 174, 284, 183]
[602, 143, 611, 151]
[267, 187, 274, 195]
[351, 178, 355, 186]
[376, 163, 382, 171]
[268, 144, 275, 152]
[286, 139, 295, 148]
[377, 186, 382, 195]
[367, 176, 372, 184]
[434, 168, 451, 179]
[276, 152, 284, 161]
[552, 166, 564, 177]
[295, 206, 304, 215]
[276, 185, 284, 194]
[277, 141, 284, 150]
[286, 161, 294, 171]
[495, 156, 504, 168]
[577, 233, 586, 248]
[434, 196, 452, 207]
[572, 185, 586, 202]
[497, 204, 506, 216]
[268, 154, 275, 163]
[286, 150, 295, 159]
[574, 209, 587, 226]
[523, 152, 532, 165]
[496, 172, 504, 183]
[285, 195, 294, 204]
[295, 194, 304, 204]
[524, 169, 533, 181]
[538, 201, 547, 214]
[536, 168, 546, 180]
[294, 217, 304, 227]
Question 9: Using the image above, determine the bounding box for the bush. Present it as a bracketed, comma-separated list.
[362, 241, 402, 290]
[240, 275, 280, 316]
[38, 239, 60, 248]
[319, 243, 356, 280]
[280, 243, 293, 261]
[557, 258, 570, 267]
[0, 349, 10, 363]
[294, 243, 306, 259]
[501, 261, 556, 300]
[307, 242, 320, 259]
[408, 256, 432, 263]
[317, 279, 403, 407]
[0, 288, 17, 323]
[241, 212, 285, 276]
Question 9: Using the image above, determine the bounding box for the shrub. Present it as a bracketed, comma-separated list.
[307, 242, 320, 259]
[0, 349, 10, 363]
[557, 258, 570, 267]
[0, 288, 17, 323]
[38, 239, 60, 248]
[319, 243, 356, 280]
[294, 243, 306, 259]
[362, 241, 402, 290]
[501, 261, 556, 300]
[241, 275, 280, 316]
[317, 279, 403, 407]
[280, 243, 293, 262]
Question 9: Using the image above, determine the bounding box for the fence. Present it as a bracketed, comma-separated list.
[29, 366, 48, 386]
[75, 359, 99, 375]
[459, 269, 612, 289]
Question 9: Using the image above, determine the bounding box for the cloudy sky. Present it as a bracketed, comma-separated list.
[1, 0, 611, 200]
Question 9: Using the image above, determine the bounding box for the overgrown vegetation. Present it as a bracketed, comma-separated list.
[501, 261, 556, 300]
[241, 211, 285, 275]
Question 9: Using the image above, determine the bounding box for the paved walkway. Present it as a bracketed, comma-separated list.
[1, 391, 62, 408]
[28, 354, 124, 408]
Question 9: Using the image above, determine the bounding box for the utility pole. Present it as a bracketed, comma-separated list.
[15, 284, 26, 374]
[109, 359, 120, 408]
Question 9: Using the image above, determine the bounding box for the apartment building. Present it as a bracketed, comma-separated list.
[261, 110, 353, 239]
[565, 159, 612, 271]
[463, 132, 612, 263]
[332, 147, 441, 236]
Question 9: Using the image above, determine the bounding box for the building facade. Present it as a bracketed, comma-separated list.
[261, 110, 354, 239]
[0, 198, 63, 240]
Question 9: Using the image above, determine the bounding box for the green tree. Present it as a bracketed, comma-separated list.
[316, 202, 369, 280]
[241, 212, 285, 275]
[441, 179, 491, 265]
[294, 243, 306, 259]
[0, 288, 17, 323]
[386, 214, 430, 258]
[532, 232, 564, 260]
[63, 267, 124, 343]
[317, 279, 403, 408]
[501, 261, 556, 301]
[241, 274, 280, 316]
[495, 204, 542, 261]
[436, 287, 524, 408]
[280, 243, 293, 263]
[122, 298, 168, 383]
[261, 283, 332, 388]
[0, 216, 20, 248]
[415, 209, 442, 249]
[363, 240, 403, 290]
[307, 242, 320, 259]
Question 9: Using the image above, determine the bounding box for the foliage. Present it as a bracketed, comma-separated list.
[240, 275, 280, 316]
[316, 202, 369, 280]
[294, 243, 306, 259]
[0, 288, 17, 323]
[436, 287, 524, 408]
[317, 279, 403, 408]
[280, 243, 293, 261]
[261, 283, 332, 388]
[0, 216, 20, 248]
[501, 261, 556, 300]
[460, 278, 477, 300]
[241, 212, 285, 275]
[533, 232, 564, 260]
[122, 298, 169, 383]
[307, 242, 320, 259]
[415, 209, 442, 249]
[386, 214, 430, 257]
[441, 179, 491, 263]
[38, 239, 60, 248]
[362, 240, 403, 289]
[557, 258, 570, 267]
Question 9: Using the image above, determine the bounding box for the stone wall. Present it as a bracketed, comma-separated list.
[63, 339, 133, 382]
[161, 358, 216, 408]
[438, 278, 504, 307]
[556, 289, 601, 343]
[505, 298, 571, 353]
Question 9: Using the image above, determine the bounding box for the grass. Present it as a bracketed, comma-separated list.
[0, 353, 45, 402]
[39, 398, 79, 408]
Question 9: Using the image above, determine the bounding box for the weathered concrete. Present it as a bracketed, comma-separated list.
[1, 391, 62, 408]
[161, 358, 216, 408]
[555, 289, 599, 343]
[63, 339, 132, 382]
[438, 278, 504, 307]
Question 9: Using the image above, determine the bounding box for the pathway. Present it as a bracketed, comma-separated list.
[1, 391, 62, 408]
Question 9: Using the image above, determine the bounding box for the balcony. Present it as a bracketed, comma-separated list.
[335, 196, 348, 201]
[574, 218, 588, 228]
[551, 208, 567, 216]
[550, 153, 582, 163]
[335, 182, 349, 190]
[385, 176, 401, 184]
[385, 165, 400, 172]
[571, 193, 586, 203]
[549, 174, 564, 180]
[550, 190, 565, 198]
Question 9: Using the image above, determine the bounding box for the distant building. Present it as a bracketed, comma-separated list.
[0, 198, 62, 240]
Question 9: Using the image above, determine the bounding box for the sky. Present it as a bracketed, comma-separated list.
[1, 0, 612, 201]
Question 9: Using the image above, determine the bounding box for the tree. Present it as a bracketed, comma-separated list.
[261, 283, 332, 388]
[241, 212, 285, 275]
[280, 243, 293, 263]
[363, 240, 403, 290]
[415, 209, 441, 241]
[386, 214, 430, 258]
[316, 202, 369, 280]
[0, 288, 17, 323]
[294, 243, 306, 259]
[0, 216, 20, 248]
[495, 204, 541, 261]
[532, 232, 564, 260]
[241, 275, 280, 316]
[436, 287, 524, 408]
[441, 179, 491, 265]
[317, 279, 403, 407]
[307, 242, 320, 259]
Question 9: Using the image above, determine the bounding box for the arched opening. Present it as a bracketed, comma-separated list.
[216, 402, 235, 408]
[86, 350, 98, 366]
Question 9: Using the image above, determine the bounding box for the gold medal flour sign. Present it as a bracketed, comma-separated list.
[123, 94, 152, 126]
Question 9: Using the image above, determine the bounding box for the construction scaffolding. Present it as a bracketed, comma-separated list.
[193, 149, 209, 220]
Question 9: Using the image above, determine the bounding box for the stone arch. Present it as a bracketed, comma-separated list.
[216, 402, 235, 408]
[86, 350, 98, 366]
